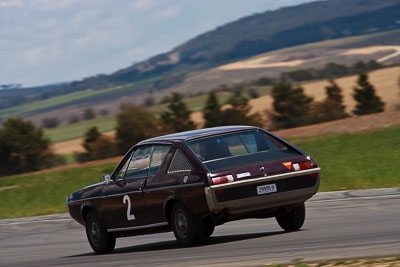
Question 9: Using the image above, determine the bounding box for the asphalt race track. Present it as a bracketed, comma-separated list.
[1, 188, 399, 267]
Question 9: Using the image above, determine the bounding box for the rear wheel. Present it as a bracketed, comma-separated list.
[171, 203, 203, 246]
[85, 210, 116, 254]
[276, 203, 305, 232]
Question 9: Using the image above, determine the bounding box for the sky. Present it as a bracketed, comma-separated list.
[0, 0, 315, 87]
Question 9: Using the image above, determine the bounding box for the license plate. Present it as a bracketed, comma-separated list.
[257, 183, 277, 195]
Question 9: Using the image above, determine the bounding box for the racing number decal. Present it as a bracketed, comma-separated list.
[123, 195, 136, 221]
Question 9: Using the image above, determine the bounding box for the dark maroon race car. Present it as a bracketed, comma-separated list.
[67, 126, 321, 254]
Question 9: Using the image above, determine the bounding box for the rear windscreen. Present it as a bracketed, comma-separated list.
[187, 130, 301, 172]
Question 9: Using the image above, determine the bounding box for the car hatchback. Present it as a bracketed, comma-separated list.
[67, 126, 320, 254]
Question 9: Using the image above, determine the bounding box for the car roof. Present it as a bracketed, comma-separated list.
[138, 125, 259, 144]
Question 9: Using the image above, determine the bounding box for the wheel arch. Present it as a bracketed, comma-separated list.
[163, 195, 188, 223]
[81, 201, 99, 225]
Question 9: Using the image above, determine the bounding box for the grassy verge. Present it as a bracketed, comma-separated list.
[288, 124, 400, 191]
[1, 125, 399, 219]
[0, 163, 115, 219]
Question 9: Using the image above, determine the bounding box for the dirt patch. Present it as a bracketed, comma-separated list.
[52, 130, 115, 154]
[218, 54, 304, 70]
[341, 45, 399, 55]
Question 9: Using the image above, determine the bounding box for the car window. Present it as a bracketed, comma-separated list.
[111, 151, 132, 180]
[125, 146, 153, 179]
[188, 130, 286, 162]
[240, 132, 258, 153]
[168, 149, 194, 173]
[116, 159, 130, 180]
[148, 145, 171, 176]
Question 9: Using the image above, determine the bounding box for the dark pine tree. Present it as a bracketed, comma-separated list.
[83, 126, 101, 153]
[353, 73, 384, 115]
[161, 93, 196, 132]
[323, 79, 348, 120]
[220, 91, 263, 127]
[0, 118, 56, 176]
[203, 91, 224, 128]
[270, 83, 313, 129]
[116, 105, 160, 154]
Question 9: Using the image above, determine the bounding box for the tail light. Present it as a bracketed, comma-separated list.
[293, 161, 314, 171]
[212, 175, 234, 185]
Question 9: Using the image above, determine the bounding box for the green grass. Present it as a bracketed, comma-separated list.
[61, 154, 78, 165]
[0, 163, 116, 219]
[288, 125, 400, 191]
[1, 125, 399, 219]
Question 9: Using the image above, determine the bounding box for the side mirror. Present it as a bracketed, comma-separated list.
[102, 174, 111, 183]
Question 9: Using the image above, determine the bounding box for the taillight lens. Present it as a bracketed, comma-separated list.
[212, 175, 234, 185]
[293, 161, 314, 171]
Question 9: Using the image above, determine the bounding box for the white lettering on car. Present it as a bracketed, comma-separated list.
[123, 195, 136, 221]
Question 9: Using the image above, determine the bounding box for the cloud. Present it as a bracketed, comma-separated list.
[0, 0, 22, 8]
[30, 0, 79, 10]
[18, 43, 63, 67]
[152, 6, 180, 20]
[131, 0, 155, 11]
[71, 9, 100, 25]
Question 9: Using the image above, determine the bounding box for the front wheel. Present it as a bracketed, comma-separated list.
[275, 203, 305, 232]
[171, 203, 203, 246]
[85, 210, 116, 254]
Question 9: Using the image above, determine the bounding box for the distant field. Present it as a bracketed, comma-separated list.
[0, 78, 158, 119]
[277, 29, 400, 53]
[1, 125, 399, 219]
[46, 115, 117, 143]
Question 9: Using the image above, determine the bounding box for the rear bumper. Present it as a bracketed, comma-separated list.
[204, 168, 320, 214]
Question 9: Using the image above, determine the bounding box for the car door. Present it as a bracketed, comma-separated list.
[142, 144, 173, 223]
[101, 145, 153, 230]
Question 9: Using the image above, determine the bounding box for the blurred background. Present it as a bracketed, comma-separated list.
[0, 0, 399, 219]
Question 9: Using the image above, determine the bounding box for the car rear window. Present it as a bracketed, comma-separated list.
[187, 130, 301, 172]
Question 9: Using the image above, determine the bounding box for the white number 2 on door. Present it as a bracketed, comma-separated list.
[123, 195, 136, 221]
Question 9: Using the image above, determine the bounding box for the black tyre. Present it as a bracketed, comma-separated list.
[203, 223, 215, 238]
[85, 210, 116, 254]
[171, 203, 203, 246]
[276, 203, 305, 232]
